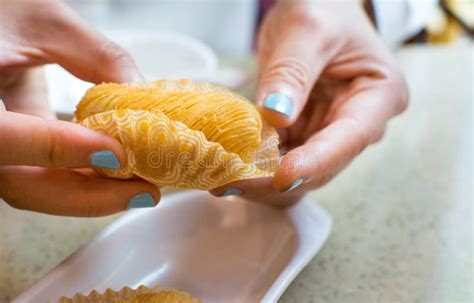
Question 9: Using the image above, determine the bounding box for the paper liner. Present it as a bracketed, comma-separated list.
[58, 285, 201, 303]
[76, 80, 280, 190]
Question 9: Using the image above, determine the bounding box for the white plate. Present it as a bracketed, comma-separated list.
[14, 190, 331, 303]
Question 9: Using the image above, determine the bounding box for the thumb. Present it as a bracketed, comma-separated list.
[256, 11, 339, 128]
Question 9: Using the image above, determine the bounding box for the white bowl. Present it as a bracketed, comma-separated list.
[46, 31, 218, 115]
[106, 30, 218, 79]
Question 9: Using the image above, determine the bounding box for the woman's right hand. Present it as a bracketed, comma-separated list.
[0, 0, 160, 216]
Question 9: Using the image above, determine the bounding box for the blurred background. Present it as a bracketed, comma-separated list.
[1, 1, 472, 302]
[48, 0, 473, 115]
[63, 0, 473, 53]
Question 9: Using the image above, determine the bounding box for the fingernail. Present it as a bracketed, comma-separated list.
[263, 93, 293, 117]
[282, 178, 305, 193]
[128, 192, 156, 209]
[220, 188, 242, 197]
[90, 150, 120, 169]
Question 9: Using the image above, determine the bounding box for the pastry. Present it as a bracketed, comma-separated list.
[75, 80, 280, 190]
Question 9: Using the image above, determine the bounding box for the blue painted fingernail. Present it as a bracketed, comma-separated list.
[263, 93, 293, 117]
[90, 150, 120, 169]
[128, 192, 156, 209]
[283, 178, 304, 193]
[221, 188, 242, 197]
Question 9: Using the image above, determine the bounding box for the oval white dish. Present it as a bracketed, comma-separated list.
[14, 190, 331, 303]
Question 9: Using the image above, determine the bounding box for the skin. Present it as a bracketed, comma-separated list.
[0, 0, 160, 216]
[210, 1, 409, 206]
[0, 0, 408, 214]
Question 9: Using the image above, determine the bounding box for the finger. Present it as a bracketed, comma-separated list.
[256, 8, 342, 128]
[272, 83, 407, 191]
[0, 67, 55, 119]
[0, 166, 160, 217]
[28, 1, 141, 83]
[210, 178, 304, 207]
[0, 110, 126, 168]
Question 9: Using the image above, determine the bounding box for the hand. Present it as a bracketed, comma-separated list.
[211, 1, 408, 206]
[0, 0, 160, 216]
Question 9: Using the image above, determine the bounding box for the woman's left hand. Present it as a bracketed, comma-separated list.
[210, 1, 408, 206]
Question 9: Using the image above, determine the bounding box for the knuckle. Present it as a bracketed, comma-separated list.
[39, 120, 65, 167]
[75, 177, 102, 217]
[372, 126, 386, 143]
[379, 64, 409, 114]
[262, 57, 311, 93]
[91, 39, 135, 83]
[340, 118, 371, 156]
[286, 6, 336, 46]
[388, 68, 410, 114]
[287, 6, 322, 33]
[98, 40, 133, 68]
[49, 144, 62, 167]
[46, 140, 61, 167]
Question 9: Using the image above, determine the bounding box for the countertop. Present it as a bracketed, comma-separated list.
[1, 45, 472, 302]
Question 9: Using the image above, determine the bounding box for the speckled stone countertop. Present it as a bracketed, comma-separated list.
[1, 46, 472, 302]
